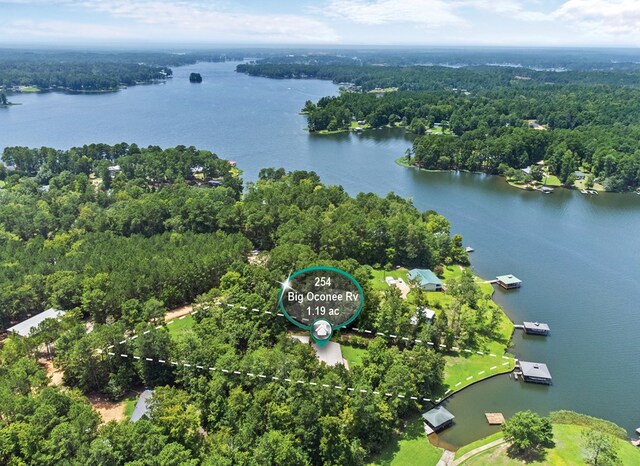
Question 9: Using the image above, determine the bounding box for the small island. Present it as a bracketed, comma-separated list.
[0, 92, 14, 107]
[189, 72, 203, 83]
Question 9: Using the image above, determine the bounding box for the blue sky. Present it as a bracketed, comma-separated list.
[1, 0, 639, 47]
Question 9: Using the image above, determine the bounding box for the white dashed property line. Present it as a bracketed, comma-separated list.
[105, 351, 434, 403]
[108, 302, 516, 364]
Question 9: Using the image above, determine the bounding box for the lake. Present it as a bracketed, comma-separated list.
[2, 61, 640, 447]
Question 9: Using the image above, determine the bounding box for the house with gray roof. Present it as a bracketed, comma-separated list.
[408, 269, 443, 291]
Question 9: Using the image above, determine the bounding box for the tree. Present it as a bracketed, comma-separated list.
[502, 410, 553, 453]
[582, 429, 621, 466]
[251, 430, 310, 466]
[0, 93, 8, 105]
[585, 174, 595, 189]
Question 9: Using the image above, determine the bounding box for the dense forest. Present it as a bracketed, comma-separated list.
[0, 50, 240, 91]
[0, 144, 469, 464]
[237, 62, 640, 191]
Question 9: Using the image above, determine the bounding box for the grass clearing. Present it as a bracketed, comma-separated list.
[18, 85, 40, 92]
[167, 315, 195, 338]
[367, 415, 443, 466]
[461, 424, 640, 465]
[369, 267, 410, 292]
[542, 174, 562, 187]
[342, 344, 368, 367]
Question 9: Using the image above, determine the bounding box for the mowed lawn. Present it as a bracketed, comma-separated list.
[367, 416, 443, 466]
[455, 431, 504, 460]
[369, 267, 410, 292]
[461, 424, 640, 465]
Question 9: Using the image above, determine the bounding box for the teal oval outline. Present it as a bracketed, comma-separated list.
[277, 266, 364, 331]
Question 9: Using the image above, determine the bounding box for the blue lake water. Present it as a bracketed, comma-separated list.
[2, 61, 640, 446]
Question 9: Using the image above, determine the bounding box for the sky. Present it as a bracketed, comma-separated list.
[1, 0, 639, 47]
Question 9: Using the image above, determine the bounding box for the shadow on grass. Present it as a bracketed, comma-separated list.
[368, 416, 426, 466]
[505, 440, 555, 464]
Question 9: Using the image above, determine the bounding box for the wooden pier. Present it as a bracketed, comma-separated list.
[485, 413, 505, 425]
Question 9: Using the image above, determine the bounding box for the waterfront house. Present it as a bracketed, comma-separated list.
[6, 308, 66, 337]
[521, 166, 532, 175]
[496, 275, 522, 289]
[408, 269, 443, 291]
[519, 361, 552, 384]
[574, 170, 586, 180]
[523, 321, 550, 335]
[422, 406, 455, 433]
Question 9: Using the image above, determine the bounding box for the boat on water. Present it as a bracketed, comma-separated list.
[465, 246, 475, 253]
[580, 189, 588, 194]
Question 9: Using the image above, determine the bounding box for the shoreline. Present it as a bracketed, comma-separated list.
[395, 157, 623, 194]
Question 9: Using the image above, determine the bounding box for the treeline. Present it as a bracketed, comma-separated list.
[0, 49, 239, 91]
[0, 61, 172, 91]
[238, 63, 640, 191]
[236, 63, 640, 91]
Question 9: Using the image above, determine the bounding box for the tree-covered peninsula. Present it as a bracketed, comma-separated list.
[238, 61, 640, 191]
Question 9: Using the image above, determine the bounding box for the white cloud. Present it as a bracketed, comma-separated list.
[81, 1, 340, 43]
[554, 0, 640, 35]
[456, 0, 549, 21]
[323, 0, 465, 27]
[0, 19, 140, 39]
[0, 0, 341, 43]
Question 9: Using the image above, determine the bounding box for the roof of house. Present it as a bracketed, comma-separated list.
[130, 390, 153, 422]
[523, 321, 550, 331]
[574, 170, 585, 177]
[422, 406, 455, 428]
[420, 307, 436, 320]
[6, 308, 65, 337]
[521, 166, 532, 175]
[291, 335, 344, 367]
[408, 269, 442, 287]
[519, 361, 552, 379]
[496, 274, 522, 285]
